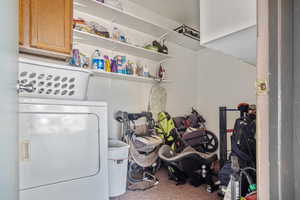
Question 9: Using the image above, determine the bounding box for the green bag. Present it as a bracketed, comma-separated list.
[155, 112, 178, 150]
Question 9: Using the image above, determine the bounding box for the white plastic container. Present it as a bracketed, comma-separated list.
[19, 58, 91, 100]
[108, 140, 129, 197]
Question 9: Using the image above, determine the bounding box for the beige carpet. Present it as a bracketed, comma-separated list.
[111, 169, 221, 200]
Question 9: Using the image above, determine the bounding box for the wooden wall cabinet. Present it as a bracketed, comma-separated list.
[19, 0, 73, 57]
[19, 0, 25, 45]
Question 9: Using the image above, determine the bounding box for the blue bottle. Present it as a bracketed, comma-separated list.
[91, 50, 104, 70]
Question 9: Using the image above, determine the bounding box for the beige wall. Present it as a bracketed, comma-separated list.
[196, 48, 256, 137]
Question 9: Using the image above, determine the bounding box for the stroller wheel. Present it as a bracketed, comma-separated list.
[151, 159, 162, 174]
[127, 162, 159, 191]
[199, 130, 218, 153]
[128, 163, 144, 183]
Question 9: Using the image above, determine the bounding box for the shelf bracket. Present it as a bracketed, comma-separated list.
[159, 32, 169, 41]
[159, 59, 169, 65]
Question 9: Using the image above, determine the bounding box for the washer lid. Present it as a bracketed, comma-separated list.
[19, 112, 100, 190]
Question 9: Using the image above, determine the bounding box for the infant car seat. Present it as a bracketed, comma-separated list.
[158, 145, 219, 192]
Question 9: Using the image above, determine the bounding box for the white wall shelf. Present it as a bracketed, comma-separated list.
[74, 30, 172, 62]
[74, 0, 202, 51]
[19, 57, 170, 84]
[74, 0, 166, 38]
[91, 69, 169, 83]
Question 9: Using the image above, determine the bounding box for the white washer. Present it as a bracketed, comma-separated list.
[19, 98, 109, 200]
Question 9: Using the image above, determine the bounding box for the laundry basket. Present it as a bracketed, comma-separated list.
[18, 58, 91, 100]
[108, 140, 129, 197]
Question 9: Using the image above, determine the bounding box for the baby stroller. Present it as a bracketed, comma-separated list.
[173, 108, 218, 153]
[156, 111, 220, 192]
[156, 110, 218, 153]
[115, 111, 163, 191]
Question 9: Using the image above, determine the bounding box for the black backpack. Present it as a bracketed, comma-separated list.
[231, 115, 256, 168]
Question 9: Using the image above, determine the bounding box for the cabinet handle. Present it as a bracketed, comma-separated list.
[21, 140, 30, 161]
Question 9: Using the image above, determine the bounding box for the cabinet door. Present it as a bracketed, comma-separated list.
[30, 0, 73, 54]
[19, 0, 25, 45]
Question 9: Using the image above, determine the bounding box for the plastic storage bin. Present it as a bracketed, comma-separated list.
[108, 140, 129, 197]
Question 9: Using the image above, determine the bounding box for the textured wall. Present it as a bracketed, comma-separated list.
[294, 0, 300, 198]
[0, 0, 18, 200]
[196, 48, 256, 138]
[204, 26, 257, 65]
[278, 0, 294, 198]
[200, 0, 256, 44]
[268, 0, 295, 199]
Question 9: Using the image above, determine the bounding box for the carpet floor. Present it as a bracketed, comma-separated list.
[111, 169, 221, 200]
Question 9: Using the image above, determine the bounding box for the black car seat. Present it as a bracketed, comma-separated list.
[158, 145, 219, 191]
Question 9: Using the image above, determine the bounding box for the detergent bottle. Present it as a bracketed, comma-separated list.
[143, 65, 149, 77]
[91, 50, 104, 70]
[104, 55, 111, 72]
[110, 59, 118, 73]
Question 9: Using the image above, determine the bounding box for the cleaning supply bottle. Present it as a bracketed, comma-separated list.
[121, 56, 127, 74]
[70, 49, 81, 67]
[91, 50, 104, 70]
[143, 65, 149, 77]
[114, 55, 122, 73]
[126, 61, 134, 75]
[158, 64, 166, 80]
[104, 55, 111, 72]
[110, 59, 118, 73]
